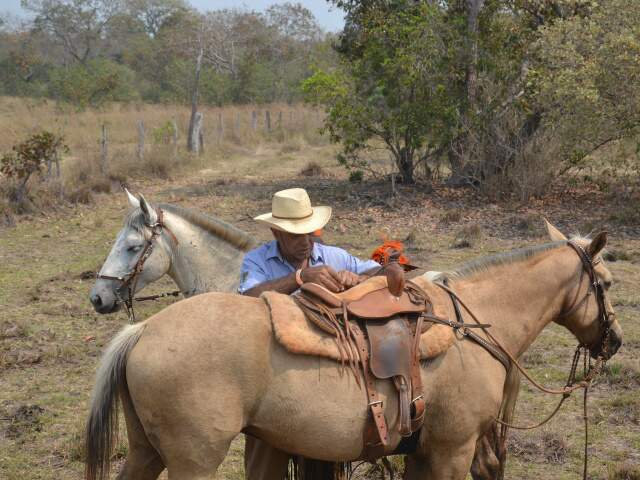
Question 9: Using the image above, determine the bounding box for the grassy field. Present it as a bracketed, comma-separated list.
[1, 101, 639, 479]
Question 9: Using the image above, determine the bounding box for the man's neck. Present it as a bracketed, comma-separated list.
[278, 244, 310, 269]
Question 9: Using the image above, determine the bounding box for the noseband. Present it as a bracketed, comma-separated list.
[565, 240, 613, 359]
[96, 207, 178, 322]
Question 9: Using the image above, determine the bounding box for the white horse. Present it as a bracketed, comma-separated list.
[90, 190, 255, 314]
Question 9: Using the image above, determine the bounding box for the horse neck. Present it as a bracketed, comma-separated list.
[450, 246, 579, 358]
[162, 211, 245, 294]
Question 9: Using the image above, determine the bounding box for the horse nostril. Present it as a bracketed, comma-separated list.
[90, 294, 103, 307]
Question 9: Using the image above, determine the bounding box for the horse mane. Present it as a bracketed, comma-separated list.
[125, 203, 255, 252]
[443, 240, 568, 279]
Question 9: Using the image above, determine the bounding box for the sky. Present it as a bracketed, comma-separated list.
[1, 0, 346, 32]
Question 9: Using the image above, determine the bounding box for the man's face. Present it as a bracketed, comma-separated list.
[271, 229, 313, 262]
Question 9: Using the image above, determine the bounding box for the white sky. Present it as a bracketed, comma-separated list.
[1, 0, 346, 32]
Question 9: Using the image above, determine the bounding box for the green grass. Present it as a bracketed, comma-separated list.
[1, 145, 639, 479]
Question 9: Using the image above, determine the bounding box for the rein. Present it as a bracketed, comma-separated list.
[96, 207, 189, 323]
[434, 240, 613, 480]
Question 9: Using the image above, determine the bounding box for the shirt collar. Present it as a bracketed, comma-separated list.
[266, 240, 324, 264]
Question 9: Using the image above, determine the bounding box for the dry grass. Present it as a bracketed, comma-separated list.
[0, 99, 639, 479]
[0, 97, 326, 217]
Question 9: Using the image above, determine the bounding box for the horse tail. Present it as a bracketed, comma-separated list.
[85, 322, 146, 480]
[496, 363, 520, 480]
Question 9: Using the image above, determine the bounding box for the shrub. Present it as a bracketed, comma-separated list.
[0, 131, 68, 208]
[300, 161, 323, 177]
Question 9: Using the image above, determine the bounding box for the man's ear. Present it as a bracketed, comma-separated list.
[587, 231, 608, 258]
[544, 217, 567, 241]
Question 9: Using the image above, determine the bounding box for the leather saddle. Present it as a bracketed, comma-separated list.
[294, 263, 433, 461]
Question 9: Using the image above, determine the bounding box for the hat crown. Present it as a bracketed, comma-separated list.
[272, 188, 313, 219]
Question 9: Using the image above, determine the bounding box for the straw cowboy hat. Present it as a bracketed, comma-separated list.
[254, 188, 332, 234]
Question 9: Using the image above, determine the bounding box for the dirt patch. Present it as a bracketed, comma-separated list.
[4, 404, 45, 439]
[508, 432, 567, 464]
[1, 348, 43, 368]
[0, 322, 26, 339]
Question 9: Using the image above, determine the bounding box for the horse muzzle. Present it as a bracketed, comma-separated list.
[89, 286, 122, 314]
[591, 322, 622, 360]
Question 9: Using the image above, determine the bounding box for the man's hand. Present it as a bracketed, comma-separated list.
[336, 270, 360, 289]
[301, 265, 347, 292]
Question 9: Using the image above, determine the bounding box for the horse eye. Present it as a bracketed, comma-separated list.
[128, 245, 143, 253]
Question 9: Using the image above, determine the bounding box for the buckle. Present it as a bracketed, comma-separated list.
[369, 400, 383, 407]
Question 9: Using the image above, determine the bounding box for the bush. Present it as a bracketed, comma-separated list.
[0, 131, 68, 207]
[48, 59, 139, 108]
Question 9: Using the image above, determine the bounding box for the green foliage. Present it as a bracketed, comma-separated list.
[151, 121, 176, 144]
[1, 131, 69, 202]
[47, 59, 139, 108]
[0, 1, 333, 107]
[529, 0, 640, 168]
[316, 0, 640, 195]
[305, 1, 457, 184]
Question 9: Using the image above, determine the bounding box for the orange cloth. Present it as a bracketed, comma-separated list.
[371, 240, 410, 266]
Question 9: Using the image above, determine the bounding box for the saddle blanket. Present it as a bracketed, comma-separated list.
[262, 275, 455, 362]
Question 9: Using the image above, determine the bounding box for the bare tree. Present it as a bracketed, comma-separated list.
[22, 0, 124, 64]
[125, 0, 187, 37]
[175, 11, 239, 152]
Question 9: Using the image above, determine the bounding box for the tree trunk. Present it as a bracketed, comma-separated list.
[396, 147, 414, 184]
[448, 0, 485, 184]
[191, 112, 204, 155]
[187, 46, 204, 152]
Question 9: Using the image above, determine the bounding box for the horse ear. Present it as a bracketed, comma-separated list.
[125, 188, 140, 209]
[139, 194, 158, 226]
[544, 217, 567, 241]
[587, 231, 608, 258]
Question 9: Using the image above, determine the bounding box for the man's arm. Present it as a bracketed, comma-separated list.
[244, 265, 346, 297]
[243, 273, 299, 297]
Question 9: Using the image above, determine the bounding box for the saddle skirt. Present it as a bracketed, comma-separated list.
[261, 275, 455, 365]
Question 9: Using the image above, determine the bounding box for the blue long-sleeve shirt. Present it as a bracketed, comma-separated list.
[238, 240, 380, 294]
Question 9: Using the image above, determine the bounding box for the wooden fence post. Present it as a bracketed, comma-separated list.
[251, 111, 257, 131]
[217, 112, 224, 142]
[172, 118, 178, 161]
[265, 110, 271, 133]
[235, 112, 241, 136]
[190, 112, 204, 154]
[136, 120, 145, 161]
[100, 124, 108, 174]
[277, 111, 282, 129]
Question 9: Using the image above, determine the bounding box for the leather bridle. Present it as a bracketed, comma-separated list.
[96, 207, 179, 323]
[436, 239, 615, 480]
[564, 240, 613, 359]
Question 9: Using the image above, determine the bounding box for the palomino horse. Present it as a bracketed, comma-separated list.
[85, 223, 622, 480]
[89, 190, 255, 314]
[88, 191, 505, 478]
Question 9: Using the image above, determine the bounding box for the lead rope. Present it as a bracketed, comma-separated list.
[435, 277, 608, 480]
[583, 352, 590, 480]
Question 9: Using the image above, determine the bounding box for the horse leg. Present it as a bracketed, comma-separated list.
[244, 436, 290, 480]
[117, 386, 164, 480]
[470, 427, 500, 480]
[404, 439, 476, 480]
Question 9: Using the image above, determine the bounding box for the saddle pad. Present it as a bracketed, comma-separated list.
[262, 275, 455, 362]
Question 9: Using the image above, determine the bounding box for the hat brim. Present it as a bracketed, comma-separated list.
[254, 206, 332, 235]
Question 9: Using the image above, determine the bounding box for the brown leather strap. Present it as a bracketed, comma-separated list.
[351, 323, 388, 461]
[410, 315, 426, 432]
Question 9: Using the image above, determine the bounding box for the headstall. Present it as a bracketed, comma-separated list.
[96, 207, 180, 323]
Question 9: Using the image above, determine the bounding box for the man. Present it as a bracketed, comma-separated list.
[239, 187, 381, 479]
